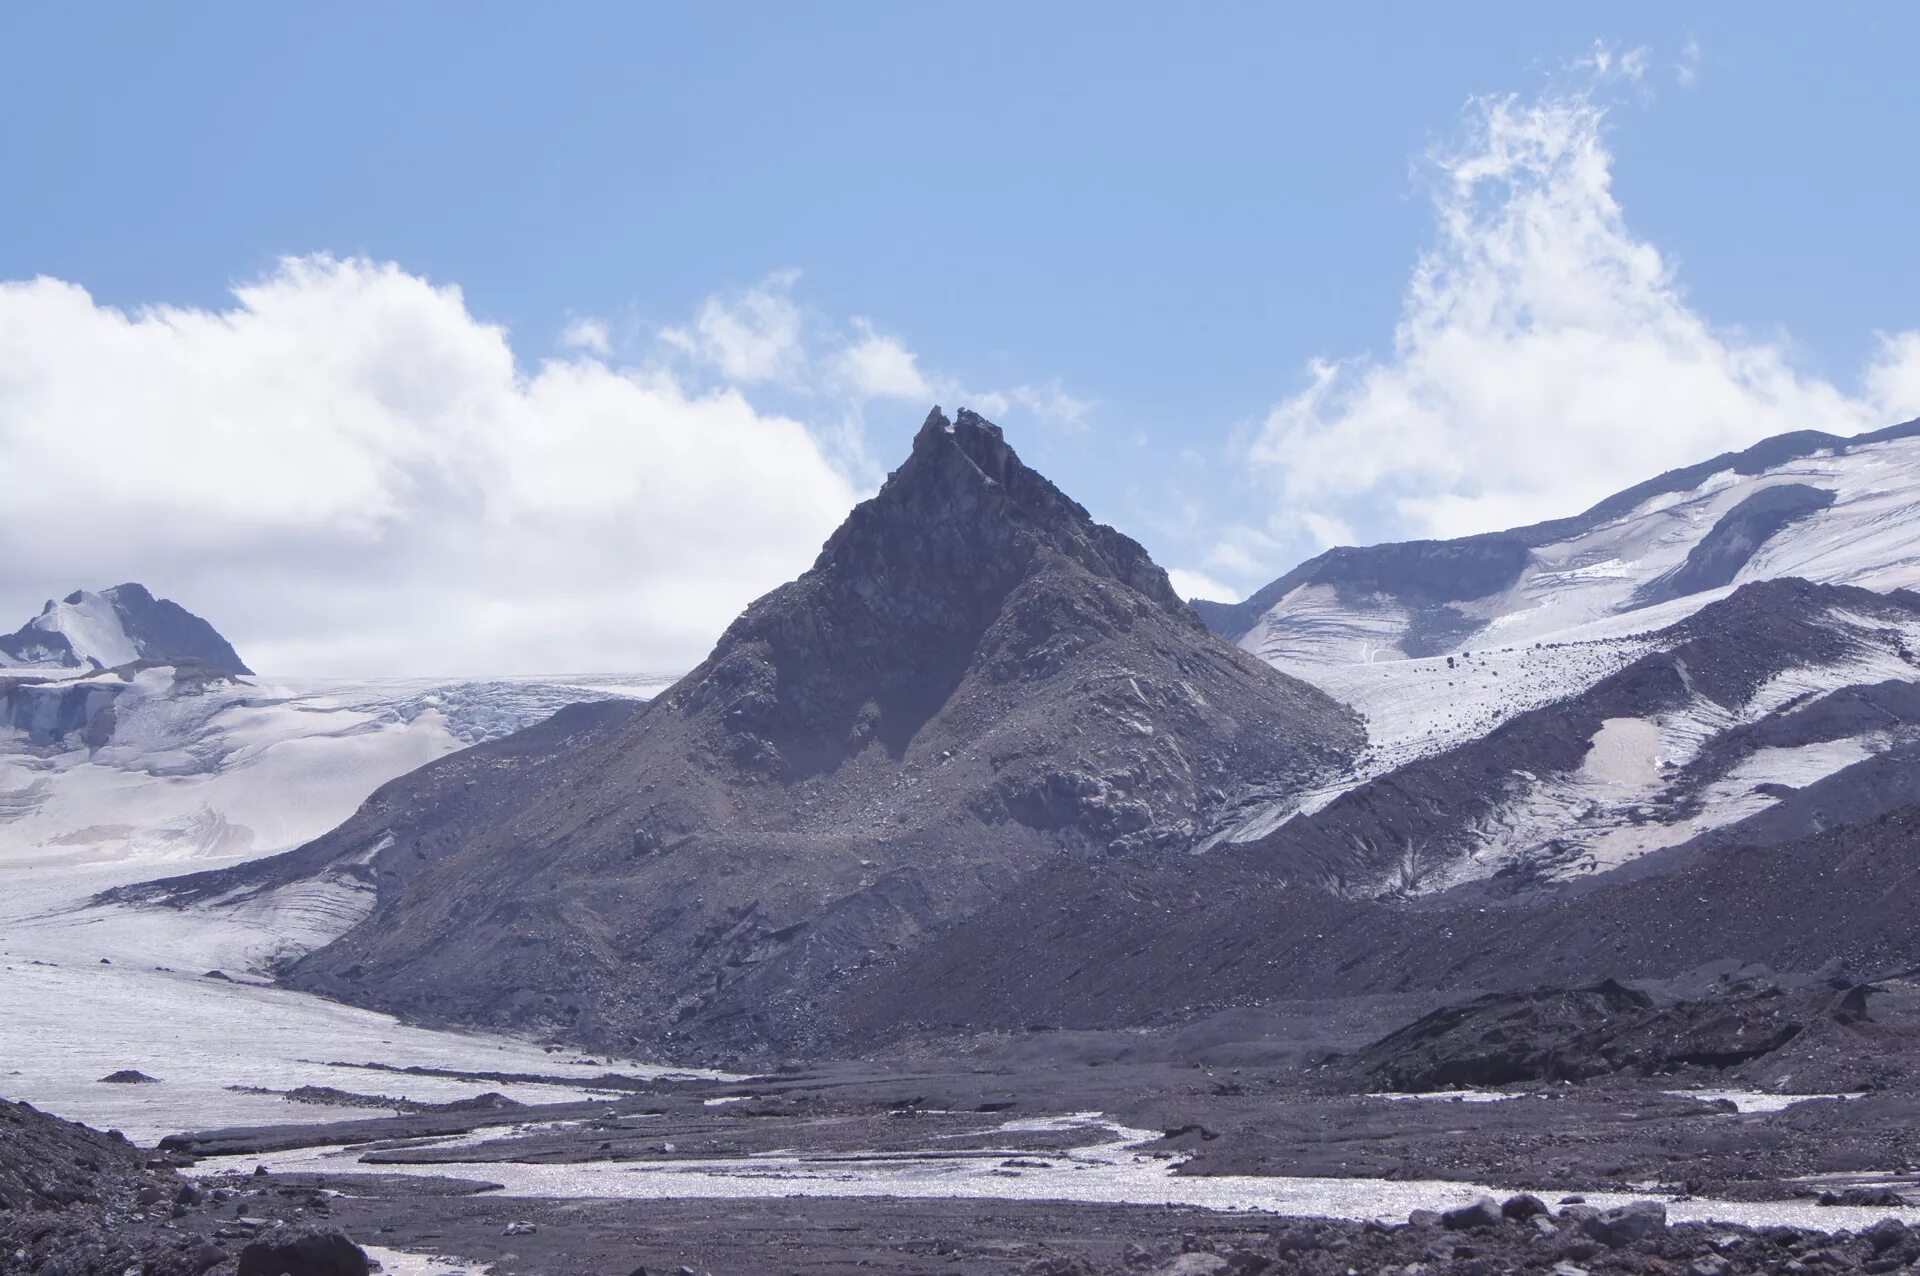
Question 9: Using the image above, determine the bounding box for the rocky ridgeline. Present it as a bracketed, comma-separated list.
[1035, 1196, 1919, 1276]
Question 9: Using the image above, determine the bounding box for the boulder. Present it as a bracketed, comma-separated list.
[1865, 1217, 1908, 1252]
[235, 1229, 370, 1276]
[1441, 1196, 1504, 1231]
[1501, 1192, 1550, 1221]
[1581, 1200, 1667, 1248]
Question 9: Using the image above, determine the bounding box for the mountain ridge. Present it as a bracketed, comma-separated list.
[1196, 414, 1920, 659]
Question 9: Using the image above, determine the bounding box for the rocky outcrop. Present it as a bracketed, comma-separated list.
[1633, 482, 1836, 607]
[1342, 975, 1858, 1091]
[0, 1097, 372, 1275]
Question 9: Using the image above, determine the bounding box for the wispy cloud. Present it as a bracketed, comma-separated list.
[557, 314, 612, 356]
[661, 268, 807, 385]
[829, 318, 931, 401]
[1675, 36, 1702, 89]
[1165, 568, 1241, 604]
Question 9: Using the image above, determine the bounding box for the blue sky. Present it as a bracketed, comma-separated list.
[2, 5, 1916, 673]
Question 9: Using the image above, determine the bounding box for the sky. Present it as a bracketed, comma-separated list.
[2, 4, 1917, 675]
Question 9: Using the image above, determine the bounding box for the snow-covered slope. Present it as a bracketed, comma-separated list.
[0, 583, 252, 673]
[0, 667, 675, 874]
[1204, 418, 1920, 673]
[1226, 580, 1920, 898]
[1188, 418, 1920, 897]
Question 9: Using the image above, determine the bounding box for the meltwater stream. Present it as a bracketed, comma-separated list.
[187, 1111, 1920, 1236]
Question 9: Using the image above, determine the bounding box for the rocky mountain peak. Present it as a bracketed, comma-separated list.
[263, 407, 1361, 1056]
[812, 405, 1190, 621]
[681, 407, 1220, 775]
[0, 583, 250, 674]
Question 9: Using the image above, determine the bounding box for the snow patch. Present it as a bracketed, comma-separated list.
[29, 591, 138, 668]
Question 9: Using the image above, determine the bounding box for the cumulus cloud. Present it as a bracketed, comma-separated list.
[0, 257, 860, 676]
[1245, 76, 1920, 546]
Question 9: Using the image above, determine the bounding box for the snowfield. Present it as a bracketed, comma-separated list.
[0, 666, 689, 1141]
[1241, 432, 1920, 673]
[0, 669, 674, 869]
[1210, 431, 1920, 885]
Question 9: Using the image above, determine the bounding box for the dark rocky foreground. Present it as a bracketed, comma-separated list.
[16, 971, 1920, 1274]
[140, 1185, 1920, 1276]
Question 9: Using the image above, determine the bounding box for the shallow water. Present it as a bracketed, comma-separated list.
[191, 1112, 1920, 1235]
[363, 1243, 490, 1276]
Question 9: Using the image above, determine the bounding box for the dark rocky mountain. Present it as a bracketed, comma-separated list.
[159, 408, 1359, 1061]
[0, 582, 250, 673]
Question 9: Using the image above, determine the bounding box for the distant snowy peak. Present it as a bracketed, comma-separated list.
[0, 584, 251, 674]
[1200, 415, 1920, 667]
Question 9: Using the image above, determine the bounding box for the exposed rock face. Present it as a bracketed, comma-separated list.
[230, 408, 1360, 1060]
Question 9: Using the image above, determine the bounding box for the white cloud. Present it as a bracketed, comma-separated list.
[1166, 569, 1241, 603]
[1247, 79, 1920, 544]
[0, 257, 860, 676]
[1675, 37, 1702, 89]
[558, 315, 611, 356]
[830, 318, 930, 401]
[1299, 511, 1355, 549]
[661, 268, 806, 384]
[1010, 380, 1096, 433]
[1202, 535, 1270, 578]
[1868, 331, 1920, 417]
[1575, 41, 1651, 86]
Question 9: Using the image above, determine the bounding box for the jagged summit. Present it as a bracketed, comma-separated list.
[819, 406, 1187, 615]
[684, 406, 1224, 777]
[227, 407, 1362, 1058]
[0, 583, 250, 674]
